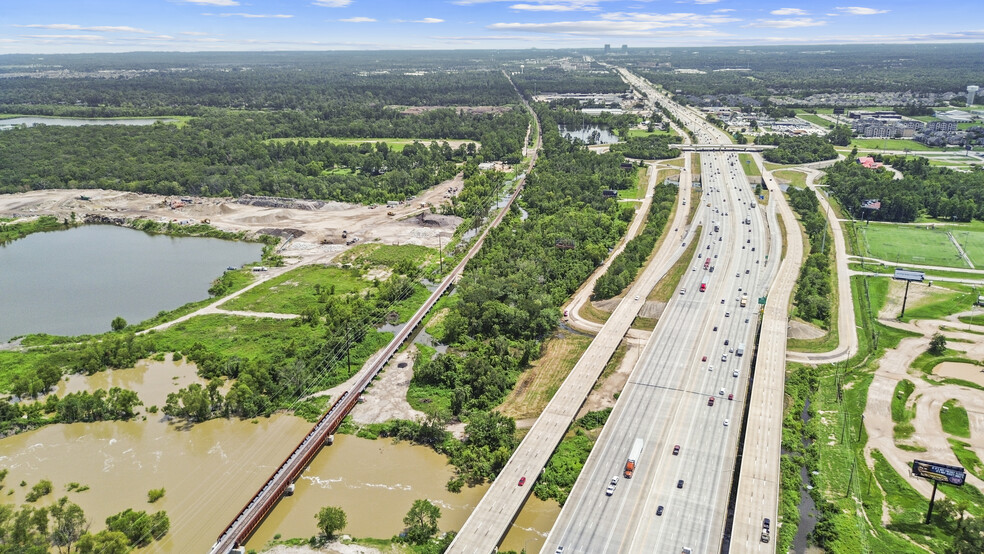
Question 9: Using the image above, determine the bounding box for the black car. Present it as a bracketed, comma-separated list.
[677, 479, 684, 489]
[656, 506, 664, 516]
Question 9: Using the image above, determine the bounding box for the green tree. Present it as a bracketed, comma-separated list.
[48, 496, 88, 553]
[402, 499, 441, 544]
[110, 316, 127, 332]
[930, 332, 947, 355]
[76, 530, 130, 554]
[948, 516, 984, 554]
[316, 506, 347, 538]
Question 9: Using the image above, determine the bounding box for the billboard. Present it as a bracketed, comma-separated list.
[912, 459, 966, 486]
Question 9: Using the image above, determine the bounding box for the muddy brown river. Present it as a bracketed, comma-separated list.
[1, 358, 558, 551]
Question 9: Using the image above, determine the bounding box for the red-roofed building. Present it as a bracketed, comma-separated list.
[857, 156, 884, 169]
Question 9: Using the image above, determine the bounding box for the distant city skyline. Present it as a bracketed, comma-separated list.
[2, 0, 983, 54]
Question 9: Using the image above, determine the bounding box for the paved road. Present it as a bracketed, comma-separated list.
[785, 170, 859, 364]
[544, 69, 807, 554]
[544, 146, 771, 553]
[447, 141, 697, 554]
[728, 153, 804, 551]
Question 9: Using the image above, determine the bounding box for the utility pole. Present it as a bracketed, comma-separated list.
[438, 234, 444, 274]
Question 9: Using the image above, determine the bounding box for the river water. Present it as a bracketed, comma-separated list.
[0, 116, 177, 130]
[0, 225, 262, 341]
[1, 358, 559, 551]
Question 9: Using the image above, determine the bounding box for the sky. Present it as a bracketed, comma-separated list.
[1, 0, 982, 54]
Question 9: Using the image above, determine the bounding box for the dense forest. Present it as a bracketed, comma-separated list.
[412, 103, 631, 415]
[0, 109, 528, 201]
[608, 135, 681, 160]
[825, 158, 984, 222]
[786, 187, 832, 325]
[756, 134, 838, 164]
[511, 66, 628, 96]
[0, 52, 519, 114]
[630, 44, 984, 101]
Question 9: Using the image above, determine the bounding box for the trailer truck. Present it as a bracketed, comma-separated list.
[624, 438, 644, 478]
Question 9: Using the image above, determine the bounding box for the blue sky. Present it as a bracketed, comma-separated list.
[1, 0, 982, 54]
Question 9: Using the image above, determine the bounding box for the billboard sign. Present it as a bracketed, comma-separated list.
[912, 459, 966, 486]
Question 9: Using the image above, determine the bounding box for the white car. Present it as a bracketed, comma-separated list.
[605, 476, 619, 496]
[724, 419, 730, 426]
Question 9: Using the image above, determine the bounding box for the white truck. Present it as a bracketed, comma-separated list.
[624, 438, 644, 478]
[736, 343, 745, 357]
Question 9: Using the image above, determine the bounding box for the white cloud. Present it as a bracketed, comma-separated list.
[692, 0, 720, 4]
[340, 17, 377, 22]
[836, 6, 889, 15]
[202, 12, 293, 18]
[510, 2, 600, 11]
[180, 31, 210, 36]
[20, 34, 107, 41]
[747, 17, 826, 28]
[312, 0, 352, 6]
[16, 24, 153, 33]
[415, 18, 445, 23]
[771, 8, 808, 16]
[713, 9, 735, 13]
[180, 0, 239, 5]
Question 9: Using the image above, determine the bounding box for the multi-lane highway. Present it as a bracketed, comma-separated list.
[542, 68, 802, 553]
[544, 148, 773, 553]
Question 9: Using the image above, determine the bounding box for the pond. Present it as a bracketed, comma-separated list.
[0, 225, 262, 341]
[557, 124, 620, 145]
[0, 116, 177, 130]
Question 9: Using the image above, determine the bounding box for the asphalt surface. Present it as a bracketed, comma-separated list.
[544, 147, 772, 554]
[447, 135, 697, 554]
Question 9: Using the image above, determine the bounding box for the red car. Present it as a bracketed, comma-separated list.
[708, 397, 715, 406]
[728, 393, 734, 401]
[518, 477, 526, 486]
[673, 445, 680, 455]
[701, 355, 707, 362]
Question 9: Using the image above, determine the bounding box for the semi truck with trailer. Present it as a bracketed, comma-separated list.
[624, 438, 644, 478]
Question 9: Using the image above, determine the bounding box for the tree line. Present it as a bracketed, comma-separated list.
[756, 134, 838, 164]
[786, 187, 833, 326]
[0, 108, 528, 202]
[825, 157, 984, 223]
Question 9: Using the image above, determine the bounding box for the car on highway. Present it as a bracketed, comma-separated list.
[745, 269, 750, 274]
[518, 476, 526, 486]
[733, 369, 739, 377]
[701, 355, 707, 362]
[677, 479, 684, 489]
[724, 419, 730, 426]
[673, 445, 680, 455]
[719, 388, 725, 395]
[680, 288, 686, 295]
[635, 295, 639, 300]
[728, 393, 734, 401]
[721, 298, 725, 304]
[605, 476, 619, 496]
[708, 396, 715, 406]
[724, 339, 730, 345]
[713, 326, 718, 331]
[721, 354, 727, 362]
[745, 318, 750, 323]
[725, 312, 730, 317]
[656, 505, 664, 516]
[707, 364, 713, 372]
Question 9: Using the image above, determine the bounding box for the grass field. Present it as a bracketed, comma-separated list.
[625, 128, 677, 138]
[220, 265, 367, 314]
[795, 113, 832, 128]
[848, 138, 947, 152]
[773, 169, 806, 188]
[940, 399, 970, 438]
[857, 223, 971, 268]
[738, 153, 760, 177]
[264, 137, 478, 152]
[900, 283, 978, 322]
[617, 166, 649, 200]
[497, 333, 592, 420]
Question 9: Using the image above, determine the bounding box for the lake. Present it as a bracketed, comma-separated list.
[557, 124, 620, 145]
[0, 116, 177, 130]
[0, 225, 261, 341]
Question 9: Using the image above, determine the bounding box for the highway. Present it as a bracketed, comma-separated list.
[544, 148, 772, 553]
[542, 68, 797, 553]
[447, 142, 698, 554]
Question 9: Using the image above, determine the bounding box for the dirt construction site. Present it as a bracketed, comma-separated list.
[0, 173, 465, 265]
